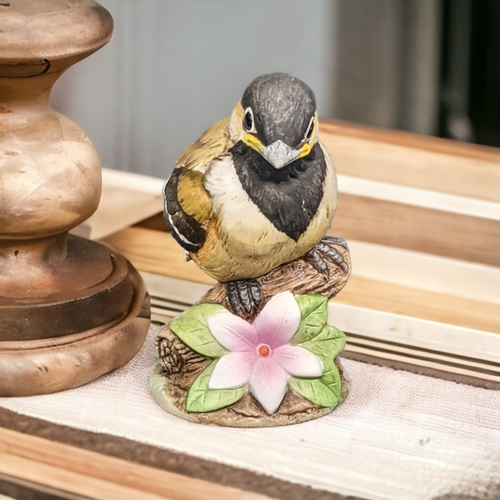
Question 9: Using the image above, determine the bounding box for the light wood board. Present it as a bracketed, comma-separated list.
[320, 120, 500, 202]
[331, 192, 500, 266]
[0, 427, 269, 500]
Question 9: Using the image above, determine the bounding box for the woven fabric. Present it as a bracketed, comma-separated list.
[1, 325, 499, 500]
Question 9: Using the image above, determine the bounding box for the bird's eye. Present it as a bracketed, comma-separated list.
[243, 107, 255, 132]
[305, 118, 314, 140]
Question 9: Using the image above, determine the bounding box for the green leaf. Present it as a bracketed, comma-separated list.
[186, 361, 247, 413]
[301, 325, 346, 361]
[292, 295, 328, 345]
[288, 357, 342, 408]
[170, 303, 227, 358]
[320, 356, 342, 399]
[289, 324, 345, 408]
[288, 373, 339, 407]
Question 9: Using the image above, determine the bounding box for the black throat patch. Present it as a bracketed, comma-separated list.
[230, 141, 327, 241]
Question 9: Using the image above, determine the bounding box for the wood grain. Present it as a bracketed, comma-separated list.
[101, 227, 500, 335]
[320, 120, 500, 162]
[103, 226, 216, 286]
[0, 427, 269, 500]
[0, 406, 356, 500]
[335, 275, 500, 335]
[319, 120, 500, 202]
[330, 192, 500, 266]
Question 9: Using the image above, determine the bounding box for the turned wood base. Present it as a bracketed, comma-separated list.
[0, 237, 150, 396]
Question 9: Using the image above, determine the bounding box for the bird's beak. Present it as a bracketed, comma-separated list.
[261, 140, 300, 170]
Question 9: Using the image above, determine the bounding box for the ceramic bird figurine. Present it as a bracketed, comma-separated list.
[154, 73, 352, 425]
[163, 73, 346, 314]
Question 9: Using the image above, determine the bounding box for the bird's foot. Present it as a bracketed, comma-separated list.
[307, 237, 349, 278]
[227, 279, 262, 316]
[321, 235, 349, 251]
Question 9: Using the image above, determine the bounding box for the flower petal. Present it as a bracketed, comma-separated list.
[253, 292, 301, 348]
[273, 345, 323, 378]
[207, 311, 259, 351]
[208, 352, 255, 390]
[249, 358, 289, 414]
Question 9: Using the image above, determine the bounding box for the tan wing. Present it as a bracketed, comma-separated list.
[176, 117, 234, 224]
[164, 117, 234, 252]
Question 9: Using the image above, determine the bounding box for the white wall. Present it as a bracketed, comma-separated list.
[51, 0, 337, 178]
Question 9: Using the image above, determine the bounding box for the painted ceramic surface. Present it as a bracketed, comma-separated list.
[167, 292, 345, 415]
[152, 73, 351, 426]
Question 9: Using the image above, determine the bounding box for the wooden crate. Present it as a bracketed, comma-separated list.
[1, 121, 497, 500]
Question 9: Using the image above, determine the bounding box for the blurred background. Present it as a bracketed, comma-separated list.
[51, 0, 500, 178]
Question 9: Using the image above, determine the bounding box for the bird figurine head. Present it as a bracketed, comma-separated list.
[229, 73, 318, 169]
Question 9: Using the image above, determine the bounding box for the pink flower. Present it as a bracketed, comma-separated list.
[206, 292, 323, 414]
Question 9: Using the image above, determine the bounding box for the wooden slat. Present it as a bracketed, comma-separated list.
[0, 473, 84, 500]
[102, 226, 216, 286]
[319, 120, 500, 202]
[101, 227, 500, 335]
[0, 456, 165, 500]
[0, 427, 269, 500]
[320, 120, 500, 162]
[131, 176, 500, 268]
[330, 192, 500, 266]
[334, 275, 500, 335]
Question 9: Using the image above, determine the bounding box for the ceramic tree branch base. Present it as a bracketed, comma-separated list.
[149, 237, 351, 428]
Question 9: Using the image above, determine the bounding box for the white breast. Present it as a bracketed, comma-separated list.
[204, 155, 291, 256]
